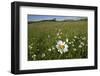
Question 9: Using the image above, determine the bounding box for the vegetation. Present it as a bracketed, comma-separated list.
[28, 20, 88, 61]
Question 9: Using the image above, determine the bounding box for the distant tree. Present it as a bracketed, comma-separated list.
[53, 18, 56, 21]
[79, 18, 88, 21]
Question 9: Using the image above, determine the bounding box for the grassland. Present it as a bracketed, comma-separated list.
[28, 20, 88, 61]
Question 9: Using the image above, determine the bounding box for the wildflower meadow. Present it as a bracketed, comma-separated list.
[28, 15, 88, 61]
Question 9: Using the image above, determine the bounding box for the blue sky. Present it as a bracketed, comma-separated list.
[28, 15, 86, 21]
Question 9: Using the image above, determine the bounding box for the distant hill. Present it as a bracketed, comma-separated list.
[28, 18, 87, 24]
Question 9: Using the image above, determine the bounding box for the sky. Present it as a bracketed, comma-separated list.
[28, 15, 86, 22]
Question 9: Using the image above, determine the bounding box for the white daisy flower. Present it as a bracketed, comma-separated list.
[82, 37, 86, 40]
[69, 42, 71, 44]
[32, 54, 36, 60]
[48, 48, 51, 51]
[33, 54, 36, 57]
[74, 36, 77, 38]
[42, 53, 45, 57]
[66, 38, 68, 42]
[80, 42, 84, 46]
[48, 35, 50, 38]
[29, 45, 32, 50]
[73, 48, 77, 51]
[57, 32, 60, 36]
[72, 44, 74, 47]
[79, 45, 82, 48]
[58, 36, 61, 39]
[73, 39, 75, 41]
[56, 40, 68, 54]
[52, 46, 55, 50]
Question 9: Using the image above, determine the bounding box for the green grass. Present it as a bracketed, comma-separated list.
[28, 20, 88, 61]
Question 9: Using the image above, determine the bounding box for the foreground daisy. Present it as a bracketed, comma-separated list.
[56, 40, 68, 54]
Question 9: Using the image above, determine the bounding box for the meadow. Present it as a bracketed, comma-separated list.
[28, 20, 88, 61]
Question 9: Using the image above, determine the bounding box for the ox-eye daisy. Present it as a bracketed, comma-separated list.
[56, 40, 68, 54]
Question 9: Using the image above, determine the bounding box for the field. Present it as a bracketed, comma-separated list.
[28, 20, 88, 61]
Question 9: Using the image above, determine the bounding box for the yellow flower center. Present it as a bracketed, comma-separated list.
[59, 44, 65, 49]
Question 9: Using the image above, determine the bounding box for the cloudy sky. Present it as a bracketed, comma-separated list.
[28, 15, 86, 21]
